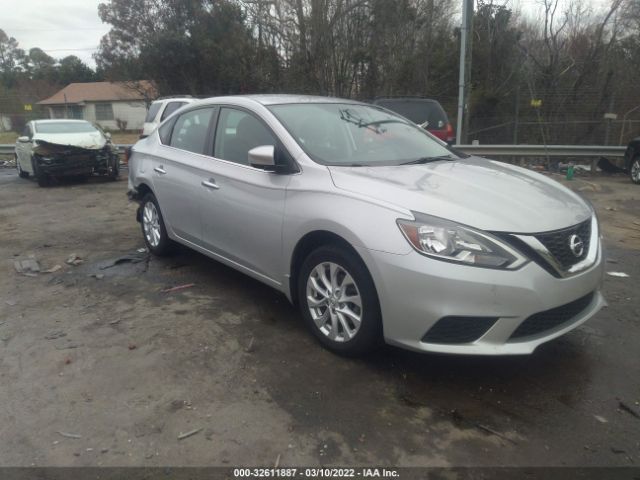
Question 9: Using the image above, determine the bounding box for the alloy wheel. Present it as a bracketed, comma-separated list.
[142, 201, 161, 247]
[306, 262, 363, 342]
[632, 160, 640, 183]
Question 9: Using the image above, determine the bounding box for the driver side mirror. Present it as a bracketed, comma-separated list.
[248, 145, 276, 170]
[17, 136, 30, 143]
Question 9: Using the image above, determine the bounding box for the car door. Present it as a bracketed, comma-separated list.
[198, 106, 291, 285]
[151, 107, 216, 245]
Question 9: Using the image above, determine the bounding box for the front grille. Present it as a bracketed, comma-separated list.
[535, 219, 591, 269]
[422, 316, 498, 344]
[509, 292, 594, 340]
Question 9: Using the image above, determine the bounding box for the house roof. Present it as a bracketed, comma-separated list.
[38, 81, 156, 105]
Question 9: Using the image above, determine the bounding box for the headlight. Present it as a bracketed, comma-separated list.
[397, 213, 528, 269]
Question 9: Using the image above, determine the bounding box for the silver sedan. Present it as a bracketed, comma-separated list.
[128, 95, 605, 356]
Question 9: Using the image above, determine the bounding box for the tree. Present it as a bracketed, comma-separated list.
[0, 29, 25, 88]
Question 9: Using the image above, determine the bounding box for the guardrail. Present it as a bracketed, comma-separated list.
[453, 144, 626, 158]
[0, 143, 627, 158]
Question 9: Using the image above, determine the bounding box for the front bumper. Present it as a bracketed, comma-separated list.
[356, 241, 605, 355]
[35, 148, 118, 176]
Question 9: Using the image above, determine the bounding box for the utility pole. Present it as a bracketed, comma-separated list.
[456, 0, 473, 145]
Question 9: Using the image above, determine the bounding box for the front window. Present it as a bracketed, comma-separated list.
[268, 103, 455, 166]
[95, 103, 114, 121]
[34, 121, 99, 134]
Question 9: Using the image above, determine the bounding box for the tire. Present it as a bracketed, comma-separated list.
[16, 155, 29, 178]
[631, 156, 640, 185]
[297, 244, 382, 356]
[108, 157, 119, 181]
[140, 193, 174, 256]
[31, 158, 50, 187]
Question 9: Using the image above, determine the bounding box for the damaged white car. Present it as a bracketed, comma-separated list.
[15, 119, 120, 187]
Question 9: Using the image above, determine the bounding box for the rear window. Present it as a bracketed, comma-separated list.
[35, 122, 98, 134]
[145, 102, 163, 123]
[375, 100, 448, 129]
[161, 101, 188, 121]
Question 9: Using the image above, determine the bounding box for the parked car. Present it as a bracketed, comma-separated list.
[623, 137, 640, 184]
[141, 96, 196, 138]
[372, 97, 455, 143]
[128, 95, 604, 356]
[15, 119, 119, 187]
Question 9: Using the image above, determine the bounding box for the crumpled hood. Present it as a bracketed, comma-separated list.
[328, 157, 593, 233]
[34, 132, 108, 150]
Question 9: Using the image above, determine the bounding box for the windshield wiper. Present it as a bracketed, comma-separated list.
[400, 155, 454, 165]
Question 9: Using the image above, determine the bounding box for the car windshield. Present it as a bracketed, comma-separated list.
[268, 103, 455, 166]
[375, 99, 448, 128]
[35, 122, 99, 134]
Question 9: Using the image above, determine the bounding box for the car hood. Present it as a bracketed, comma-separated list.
[327, 157, 592, 233]
[33, 132, 107, 150]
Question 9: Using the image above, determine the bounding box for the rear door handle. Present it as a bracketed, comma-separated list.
[202, 179, 220, 190]
[154, 166, 166, 175]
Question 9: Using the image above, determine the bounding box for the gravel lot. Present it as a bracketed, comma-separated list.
[0, 168, 638, 467]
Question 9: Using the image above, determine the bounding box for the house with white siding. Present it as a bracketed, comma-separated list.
[37, 81, 156, 131]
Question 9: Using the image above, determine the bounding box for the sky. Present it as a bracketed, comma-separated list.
[0, 0, 109, 67]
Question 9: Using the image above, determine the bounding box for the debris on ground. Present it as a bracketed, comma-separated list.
[56, 431, 82, 439]
[594, 415, 608, 423]
[64, 356, 72, 365]
[45, 330, 67, 340]
[617, 400, 640, 420]
[475, 423, 518, 445]
[598, 157, 625, 174]
[274, 453, 281, 468]
[89, 273, 105, 280]
[161, 283, 195, 293]
[5, 299, 17, 306]
[128, 343, 137, 350]
[14, 257, 41, 276]
[100, 253, 148, 270]
[177, 427, 202, 440]
[108, 318, 121, 325]
[245, 337, 255, 353]
[66, 253, 83, 266]
[607, 272, 630, 278]
[606, 259, 618, 264]
[42, 264, 62, 273]
[137, 248, 147, 253]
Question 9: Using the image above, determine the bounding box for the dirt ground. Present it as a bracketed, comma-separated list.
[0, 168, 638, 467]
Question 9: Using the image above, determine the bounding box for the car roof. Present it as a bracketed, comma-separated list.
[195, 94, 364, 107]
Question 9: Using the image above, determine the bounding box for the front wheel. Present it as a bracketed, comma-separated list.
[140, 193, 173, 256]
[31, 158, 50, 187]
[297, 244, 382, 356]
[631, 156, 640, 185]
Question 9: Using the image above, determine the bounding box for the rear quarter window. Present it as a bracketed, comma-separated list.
[145, 102, 163, 123]
[161, 102, 188, 121]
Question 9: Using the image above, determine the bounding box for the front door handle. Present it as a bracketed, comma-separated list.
[202, 179, 220, 190]
[154, 166, 167, 175]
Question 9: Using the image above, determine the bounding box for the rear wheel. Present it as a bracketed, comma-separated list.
[140, 193, 173, 256]
[631, 156, 640, 185]
[297, 244, 382, 356]
[16, 155, 29, 178]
